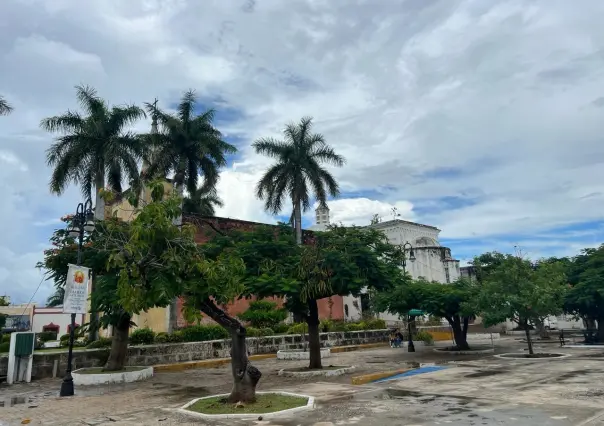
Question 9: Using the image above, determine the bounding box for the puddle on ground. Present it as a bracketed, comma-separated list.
[464, 369, 508, 378]
[0, 396, 30, 407]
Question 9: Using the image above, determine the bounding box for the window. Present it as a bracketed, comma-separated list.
[445, 268, 450, 283]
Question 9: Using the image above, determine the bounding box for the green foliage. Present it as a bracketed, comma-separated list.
[180, 325, 230, 342]
[59, 333, 70, 344]
[287, 323, 308, 334]
[0, 296, 9, 306]
[0, 314, 7, 329]
[0, 342, 9, 353]
[345, 323, 363, 331]
[155, 331, 184, 344]
[37, 331, 58, 342]
[260, 327, 275, 336]
[1, 333, 11, 343]
[565, 245, 604, 323]
[414, 330, 434, 345]
[363, 318, 386, 330]
[129, 328, 156, 345]
[41, 85, 146, 201]
[0, 95, 13, 116]
[246, 327, 262, 337]
[475, 253, 567, 327]
[182, 186, 224, 216]
[272, 323, 289, 334]
[86, 337, 112, 349]
[142, 90, 237, 196]
[238, 300, 288, 329]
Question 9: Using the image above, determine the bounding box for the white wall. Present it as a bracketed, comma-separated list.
[342, 295, 362, 321]
[32, 308, 83, 336]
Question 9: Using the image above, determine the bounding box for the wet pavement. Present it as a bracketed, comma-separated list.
[2, 339, 604, 425]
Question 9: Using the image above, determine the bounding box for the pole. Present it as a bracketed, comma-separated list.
[60, 205, 84, 397]
[407, 315, 415, 352]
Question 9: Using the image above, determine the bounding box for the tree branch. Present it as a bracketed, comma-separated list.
[198, 297, 243, 333]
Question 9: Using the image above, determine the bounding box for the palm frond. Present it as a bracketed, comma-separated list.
[0, 96, 13, 115]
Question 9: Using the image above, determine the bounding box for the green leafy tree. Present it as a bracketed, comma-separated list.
[41, 85, 146, 221]
[475, 253, 567, 354]
[0, 96, 13, 115]
[46, 287, 65, 307]
[238, 300, 288, 329]
[182, 186, 224, 216]
[565, 245, 604, 340]
[375, 278, 478, 350]
[253, 116, 345, 245]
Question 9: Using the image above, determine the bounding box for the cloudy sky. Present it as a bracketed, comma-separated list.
[2, 0, 604, 305]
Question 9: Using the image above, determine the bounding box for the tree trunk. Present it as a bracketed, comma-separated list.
[449, 316, 470, 350]
[88, 174, 105, 342]
[294, 199, 302, 245]
[524, 327, 534, 355]
[198, 299, 261, 403]
[104, 313, 130, 371]
[306, 299, 322, 369]
[535, 318, 549, 339]
[167, 179, 184, 333]
[597, 317, 604, 343]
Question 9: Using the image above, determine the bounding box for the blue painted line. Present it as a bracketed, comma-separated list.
[373, 366, 448, 383]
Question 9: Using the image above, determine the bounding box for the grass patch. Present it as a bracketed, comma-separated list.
[187, 393, 308, 415]
[75, 366, 147, 374]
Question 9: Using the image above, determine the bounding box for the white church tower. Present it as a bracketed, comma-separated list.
[310, 204, 331, 231]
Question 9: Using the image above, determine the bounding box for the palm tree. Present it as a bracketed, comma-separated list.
[46, 287, 65, 307]
[143, 90, 236, 332]
[143, 90, 236, 202]
[41, 85, 146, 221]
[0, 96, 13, 115]
[182, 186, 224, 216]
[253, 116, 345, 244]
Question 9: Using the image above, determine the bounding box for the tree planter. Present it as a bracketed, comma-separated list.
[433, 347, 494, 355]
[177, 391, 314, 420]
[277, 348, 331, 360]
[72, 366, 153, 385]
[277, 365, 355, 378]
[494, 353, 570, 360]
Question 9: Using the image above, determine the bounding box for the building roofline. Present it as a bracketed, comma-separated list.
[367, 219, 440, 231]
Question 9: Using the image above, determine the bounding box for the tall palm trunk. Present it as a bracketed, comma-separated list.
[168, 175, 184, 332]
[294, 199, 302, 245]
[88, 173, 105, 342]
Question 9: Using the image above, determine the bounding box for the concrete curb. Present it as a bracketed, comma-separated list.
[72, 366, 153, 385]
[278, 366, 355, 378]
[494, 352, 571, 360]
[154, 343, 388, 373]
[177, 391, 314, 420]
[433, 347, 494, 355]
[277, 348, 331, 360]
[351, 368, 413, 385]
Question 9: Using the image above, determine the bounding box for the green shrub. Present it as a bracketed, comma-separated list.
[330, 321, 348, 332]
[238, 300, 288, 329]
[246, 327, 262, 337]
[86, 337, 112, 349]
[287, 323, 308, 334]
[363, 318, 387, 330]
[414, 330, 434, 345]
[1, 333, 11, 343]
[0, 342, 10, 353]
[130, 327, 156, 345]
[319, 319, 333, 332]
[37, 331, 57, 342]
[260, 328, 274, 336]
[345, 323, 364, 332]
[272, 323, 289, 334]
[180, 325, 229, 342]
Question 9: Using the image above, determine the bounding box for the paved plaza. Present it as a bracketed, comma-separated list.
[2, 338, 604, 425]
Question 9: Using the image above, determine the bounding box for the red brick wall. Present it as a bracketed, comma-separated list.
[176, 216, 345, 327]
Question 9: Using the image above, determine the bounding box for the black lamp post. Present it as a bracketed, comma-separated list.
[401, 242, 416, 352]
[60, 199, 94, 397]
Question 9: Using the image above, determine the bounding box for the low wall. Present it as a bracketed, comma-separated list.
[0, 329, 388, 380]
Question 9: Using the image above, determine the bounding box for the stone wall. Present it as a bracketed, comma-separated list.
[0, 329, 389, 380]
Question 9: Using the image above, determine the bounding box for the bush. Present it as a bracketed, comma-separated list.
[330, 321, 348, 332]
[37, 331, 58, 342]
[287, 323, 308, 334]
[130, 327, 156, 345]
[363, 318, 386, 330]
[180, 325, 229, 342]
[345, 323, 364, 332]
[246, 327, 262, 337]
[155, 331, 184, 344]
[59, 334, 70, 347]
[260, 327, 274, 336]
[86, 337, 112, 349]
[414, 330, 434, 345]
[1, 333, 11, 344]
[272, 323, 289, 334]
[238, 300, 288, 329]
[320, 319, 333, 332]
[0, 342, 9, 353]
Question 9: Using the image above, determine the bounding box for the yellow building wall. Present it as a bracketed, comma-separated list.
[132, 308, 168, 333]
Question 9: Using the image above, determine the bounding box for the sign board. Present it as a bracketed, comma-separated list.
[62, 264, 91, 314]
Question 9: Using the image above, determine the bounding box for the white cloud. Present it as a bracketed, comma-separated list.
[2, 0, 604, 303]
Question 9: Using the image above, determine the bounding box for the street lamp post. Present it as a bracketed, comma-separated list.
[60, 199, 94, 397]
[401, 242, 416, 352]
